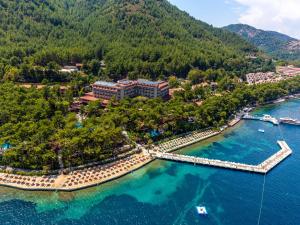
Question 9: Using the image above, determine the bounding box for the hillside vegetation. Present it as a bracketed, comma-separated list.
[224, 24, 300, 61]
[1, 77, 300, 170]
[0, 0, 272, 82]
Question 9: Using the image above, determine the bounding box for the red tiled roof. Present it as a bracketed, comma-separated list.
[80, 95, 99, 102]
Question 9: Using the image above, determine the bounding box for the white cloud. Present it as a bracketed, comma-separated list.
[233, 0, 300, 39]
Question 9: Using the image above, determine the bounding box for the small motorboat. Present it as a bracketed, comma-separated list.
[258, 129, 265, 133]
[196, 206, 208, 215]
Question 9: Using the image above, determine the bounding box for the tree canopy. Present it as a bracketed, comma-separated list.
[0, 0, 273, 83]
[1, 77, 300, 171]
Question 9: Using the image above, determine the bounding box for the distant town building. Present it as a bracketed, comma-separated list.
[59, 66, 79, 73]
[277, 66, 300, 77]
[246, 72, 279, 84]
[92, 79, 169, 100]
[246, 66, 300, 85]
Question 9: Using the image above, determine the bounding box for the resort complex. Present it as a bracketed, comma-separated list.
[92, 79, 169, 100]
[246, 72, 278, 84]
[1, 69, 300, 192]
[1, 0, 300, 223]
[277, 66, 300, 77]
[0, 122, 295, 191]
[246, 66, 300, 85]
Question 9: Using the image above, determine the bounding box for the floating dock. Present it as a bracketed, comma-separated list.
[153, 141, 292, 174]
[242, 114, 279, 125]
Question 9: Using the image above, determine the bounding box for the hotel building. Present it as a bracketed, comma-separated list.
[92, 79, 169, 100]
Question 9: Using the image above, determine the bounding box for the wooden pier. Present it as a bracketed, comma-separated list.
[153, 141, 292, 174]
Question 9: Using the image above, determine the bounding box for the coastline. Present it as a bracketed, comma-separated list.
[0, 153, 155, 192]
[0, 124, 239, 192]
[1, 95, 298, 192]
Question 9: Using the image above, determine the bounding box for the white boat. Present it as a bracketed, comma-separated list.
[196, 206, 208, 215]
[258, 129, 265, 133]
[280, 117, 300, 125]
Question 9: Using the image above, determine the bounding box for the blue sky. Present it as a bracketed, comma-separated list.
[168, 0, 240, 27]
[168, 0, 300, 39]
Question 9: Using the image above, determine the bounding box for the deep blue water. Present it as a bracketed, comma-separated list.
[0, 100, 300, 225]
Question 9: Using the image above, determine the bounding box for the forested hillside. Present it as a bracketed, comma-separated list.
[0, 0, 271, 82]
[1, 77, 300, 170]
[224, 24, 300, 60]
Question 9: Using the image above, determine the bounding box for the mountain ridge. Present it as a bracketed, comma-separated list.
[0, 0, 271, 82]
[224, 24, 300, 60]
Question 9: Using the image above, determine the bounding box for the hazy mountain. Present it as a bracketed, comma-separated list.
[224, 24, 300, 60]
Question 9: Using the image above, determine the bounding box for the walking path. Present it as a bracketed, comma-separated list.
[153, 141, 292, 174]
[155, 129, 220, 153]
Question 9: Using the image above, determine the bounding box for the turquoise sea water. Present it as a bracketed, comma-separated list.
[0, 100, 300, 225]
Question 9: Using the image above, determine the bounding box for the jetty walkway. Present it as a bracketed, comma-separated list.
[153, 141, 292, 174]
[243, 114, 279, 125]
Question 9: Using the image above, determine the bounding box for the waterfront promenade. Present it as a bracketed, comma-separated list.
[0, 128, 222, 192]
[0, 153, 154, 191]
[0, 127, 221, 191]
[0, 122, 293, 191]
[153, 141, 292, 174]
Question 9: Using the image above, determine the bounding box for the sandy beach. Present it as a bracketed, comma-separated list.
[0, 153, 154, 192]
[0, 127, 226, 191]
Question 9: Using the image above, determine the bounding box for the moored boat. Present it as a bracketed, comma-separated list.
[279, 117, 300, 125]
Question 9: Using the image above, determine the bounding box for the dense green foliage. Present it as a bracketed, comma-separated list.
[0, 0, 295, 172]
[224, 24, 300, 60]
[0, 0, 273, 83]
[1, 77, 300, 170]
[0, 84, 127, 170]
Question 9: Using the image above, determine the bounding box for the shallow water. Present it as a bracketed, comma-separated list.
[0, 100, 300, 225]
